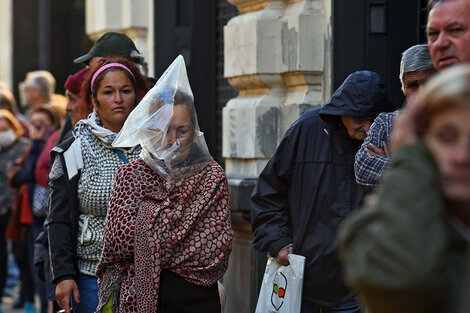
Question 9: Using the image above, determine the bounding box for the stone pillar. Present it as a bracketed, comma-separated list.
[222, 0, 332, 312]
[0, 0, 13, 87]
[84, 0, 154, 76]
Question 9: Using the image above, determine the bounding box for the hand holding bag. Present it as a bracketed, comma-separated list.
[255, 253, 305, 313]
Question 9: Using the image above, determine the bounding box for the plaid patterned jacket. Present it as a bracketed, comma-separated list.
[354, 110, 400, 187]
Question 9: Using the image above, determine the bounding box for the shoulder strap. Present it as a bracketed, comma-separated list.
[114, 149, 129, 164]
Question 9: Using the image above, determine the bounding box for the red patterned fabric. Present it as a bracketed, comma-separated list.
[96, 159, 233, 312]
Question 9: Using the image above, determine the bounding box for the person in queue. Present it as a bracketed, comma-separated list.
[339, 64, 470, 313]
[47, 57, 150, 313]
[0, 110, 29, 313]
[354, 44, 435, 189]
[95, 55, 233, 313]
[33, 67, 90, 313]
[250, 71, 396, 313]
[9, 105, 60, 313]
[0, 83, 30, 137]
[426, 0, 470, 71]
[22, 71, 56, 113]
[73, 31, 152, 83]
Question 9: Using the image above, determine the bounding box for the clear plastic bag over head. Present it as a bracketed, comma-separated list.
[113, 55, 212, 182]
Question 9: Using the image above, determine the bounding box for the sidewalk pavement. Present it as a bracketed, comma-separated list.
[1, 296, 40, 313]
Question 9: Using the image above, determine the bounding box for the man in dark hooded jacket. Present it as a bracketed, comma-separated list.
[251, 71, 396, 313]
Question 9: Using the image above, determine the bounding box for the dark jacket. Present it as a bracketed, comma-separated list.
[47, 136, 80, 284]
[0, 138, 29, 217]
[11, 139, 44, 210]
[251, 71, 396, 307]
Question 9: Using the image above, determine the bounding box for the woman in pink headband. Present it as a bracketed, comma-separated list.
[48, 57, 149, 313]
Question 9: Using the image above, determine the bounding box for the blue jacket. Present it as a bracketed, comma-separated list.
[251, 71, 397, 307]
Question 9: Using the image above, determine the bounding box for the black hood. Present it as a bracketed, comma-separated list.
[319, 71, 396, 123]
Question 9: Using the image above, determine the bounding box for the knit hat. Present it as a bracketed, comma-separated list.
[73, 32, 142, 64]
[64, 68, 89, 95]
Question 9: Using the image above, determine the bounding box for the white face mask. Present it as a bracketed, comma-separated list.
[0, 129, 16, 147]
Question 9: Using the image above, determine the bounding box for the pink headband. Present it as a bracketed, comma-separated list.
[90, 63, 136, 90]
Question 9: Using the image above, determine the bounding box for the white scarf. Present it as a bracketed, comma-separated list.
[73, 110, 117, 148]
[0, 129, 16, 148]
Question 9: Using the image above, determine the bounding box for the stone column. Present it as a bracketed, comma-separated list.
[84, 0, 154, 76]
[0, 0, 13, 87]
[222, 0, 332, 312]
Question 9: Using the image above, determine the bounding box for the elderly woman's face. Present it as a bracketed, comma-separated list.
[166, 104, 194, 149]
[424, 105, 470, 203]
[93, 70, 136, 132]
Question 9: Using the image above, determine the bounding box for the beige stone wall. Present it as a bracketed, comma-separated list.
[85, 0, 154, 76]
[223, 0, 333, 179]
[0, 0, 13, 88]
[222, 2, 333, 312]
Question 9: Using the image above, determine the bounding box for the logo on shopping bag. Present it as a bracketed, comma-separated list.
[271, 272, 287, 310]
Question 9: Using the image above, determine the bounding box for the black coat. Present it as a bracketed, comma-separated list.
[47, 136, 80, 284]
[251, 71, 396, 307]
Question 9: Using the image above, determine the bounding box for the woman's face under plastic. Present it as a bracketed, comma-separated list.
[166, 104, 194, 149]
[425, 105, 470, 204]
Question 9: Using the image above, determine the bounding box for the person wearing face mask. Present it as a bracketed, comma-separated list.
[0, 109, 29, 313]
[7, 105, 60, 313]
[95, 55, 233, 313]
[47, 57, 150, 313]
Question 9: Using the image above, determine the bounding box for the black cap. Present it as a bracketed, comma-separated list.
[73, 32, 141, 64]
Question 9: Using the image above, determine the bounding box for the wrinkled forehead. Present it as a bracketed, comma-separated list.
[403, 70, 436, 83]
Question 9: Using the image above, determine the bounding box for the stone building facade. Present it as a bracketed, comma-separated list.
[84, 0, 155, 77]
[222, 1, 333, 311]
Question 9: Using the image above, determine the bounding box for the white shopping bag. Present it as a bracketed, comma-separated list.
[255, 253, 305, 313]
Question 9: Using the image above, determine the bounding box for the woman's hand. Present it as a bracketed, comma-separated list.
[56, 279, 80, 313]
[276, 246, 293, 266]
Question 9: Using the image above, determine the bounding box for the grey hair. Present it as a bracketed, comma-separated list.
[399, 44, 434, 91]
[25, 70, 56, 97]
[427, 0, 452, 11]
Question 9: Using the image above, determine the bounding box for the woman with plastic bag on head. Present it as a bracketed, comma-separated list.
[47, 57, 150, 313]
[96, 55, 234, 313]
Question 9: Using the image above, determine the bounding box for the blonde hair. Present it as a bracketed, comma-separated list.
[50, 93, 67, 121]
[415, 64, 470, 136]
[0, 87, 18, 113]
[0, 109, 24, 138]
